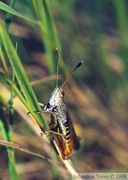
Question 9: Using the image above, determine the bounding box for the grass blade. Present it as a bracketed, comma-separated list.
[0, 1, 37, 24]
[0, 21, 48, 130]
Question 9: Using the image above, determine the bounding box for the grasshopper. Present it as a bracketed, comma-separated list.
[42, 49, 83, 159]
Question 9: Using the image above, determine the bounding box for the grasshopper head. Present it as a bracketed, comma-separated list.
[44, 87, 64, 111]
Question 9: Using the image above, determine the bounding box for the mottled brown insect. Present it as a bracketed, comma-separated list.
[43, 50, 83, 159]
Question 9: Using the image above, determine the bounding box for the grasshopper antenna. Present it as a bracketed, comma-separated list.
[55, 48, 59, 88]
[60, 61, 84, 88]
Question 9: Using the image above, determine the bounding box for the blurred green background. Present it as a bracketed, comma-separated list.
[0, 0, 128, 179]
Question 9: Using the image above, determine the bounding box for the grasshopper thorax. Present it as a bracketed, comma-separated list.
[44, 87, 64, 112]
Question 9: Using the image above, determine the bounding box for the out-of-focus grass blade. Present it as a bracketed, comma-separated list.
[0, 72, 28, 113]
[32, 0, 59, 74]
[32, 0, 67, 75]
[0, 1, 37, 24]
[0, 21, 48, 130]
[0, 120, 19, 180]
[0, 48, 10, 76]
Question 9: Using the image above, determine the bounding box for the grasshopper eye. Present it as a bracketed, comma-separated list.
[53, 106, 57, 112]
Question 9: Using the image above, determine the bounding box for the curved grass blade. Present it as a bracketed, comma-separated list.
[0, 1, 37, 24]
[0, 21, 48, 131]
